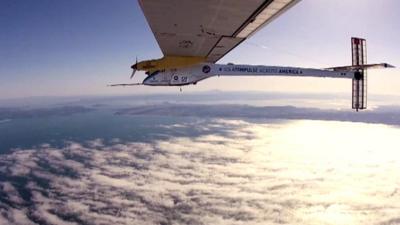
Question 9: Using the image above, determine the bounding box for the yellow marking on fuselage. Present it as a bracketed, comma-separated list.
[136, 56, 205, 71]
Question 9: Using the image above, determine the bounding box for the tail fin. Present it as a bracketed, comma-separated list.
[326, 38, 394, 111]
[351, 37, 367, 111]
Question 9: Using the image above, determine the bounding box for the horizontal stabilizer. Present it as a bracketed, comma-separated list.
[108, 83, 143, 87]
[326, 63, 394, 72]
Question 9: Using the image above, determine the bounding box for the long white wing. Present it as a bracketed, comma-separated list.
[138, 0, 300, 62]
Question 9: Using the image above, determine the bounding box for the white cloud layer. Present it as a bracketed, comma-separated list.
[0, 119, 400, 225]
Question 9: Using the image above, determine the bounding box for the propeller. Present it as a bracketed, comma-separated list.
[130, 57, 138, 79]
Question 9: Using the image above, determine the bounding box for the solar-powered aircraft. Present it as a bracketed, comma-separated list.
[110, 0, 394, 111]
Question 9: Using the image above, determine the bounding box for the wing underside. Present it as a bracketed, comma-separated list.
[138, 0, 300, 62]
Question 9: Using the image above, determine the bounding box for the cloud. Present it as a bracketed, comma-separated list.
[0, 119, 399, 224]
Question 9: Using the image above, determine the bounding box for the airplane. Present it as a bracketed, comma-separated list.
[110, 0, 394, 111]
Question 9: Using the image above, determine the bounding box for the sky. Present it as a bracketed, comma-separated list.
[0, 0, 399, 99]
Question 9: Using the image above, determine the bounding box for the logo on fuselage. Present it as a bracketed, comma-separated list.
[202, 65, 211, 73]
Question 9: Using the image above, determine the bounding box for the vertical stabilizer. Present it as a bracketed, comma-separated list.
[351, 37, 367, 111]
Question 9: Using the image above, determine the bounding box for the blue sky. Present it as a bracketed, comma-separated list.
[0, 0, 399, 98]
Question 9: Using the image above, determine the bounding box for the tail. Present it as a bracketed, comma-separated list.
[326, 38, 394, 111]
[351, 37, 367, 111]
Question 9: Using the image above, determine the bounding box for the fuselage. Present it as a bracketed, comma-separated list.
[143, 64, 213, 86]
[142, 63, 353, 86]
